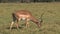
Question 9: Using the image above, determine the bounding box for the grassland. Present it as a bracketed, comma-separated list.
[0, 2, 60, 34]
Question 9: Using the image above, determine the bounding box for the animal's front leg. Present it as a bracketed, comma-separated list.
[25, 19, 29, 28]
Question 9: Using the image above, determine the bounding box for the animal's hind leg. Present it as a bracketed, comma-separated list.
[10, 21, 14, 30]
[15, 18, 21, 29]
[15, 20, 19, 29]
[10, 14, 16, 30]
[10, 13, 16, 30]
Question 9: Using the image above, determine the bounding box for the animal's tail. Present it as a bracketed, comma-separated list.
[12, 13, 16, 22]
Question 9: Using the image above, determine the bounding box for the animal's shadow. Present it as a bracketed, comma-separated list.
[6, 26, 23, 30]
[6, 24, 26, 30]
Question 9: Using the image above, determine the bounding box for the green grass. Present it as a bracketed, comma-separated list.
[0, 2, 60, 34]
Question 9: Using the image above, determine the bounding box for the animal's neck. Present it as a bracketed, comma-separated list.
[31, 16, 39, 23]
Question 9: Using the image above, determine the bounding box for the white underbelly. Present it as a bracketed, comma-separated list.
[18, 17, 30, 21]
[22, 18, 26, 20]
[19, 15, 30, 20]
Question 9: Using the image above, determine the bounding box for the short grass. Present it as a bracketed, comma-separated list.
[0, 2, 60, 34]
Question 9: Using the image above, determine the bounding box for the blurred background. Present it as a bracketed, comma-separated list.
[0, 0, 60, 3]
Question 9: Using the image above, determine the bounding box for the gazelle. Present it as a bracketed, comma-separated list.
[10, 10, 43, 30]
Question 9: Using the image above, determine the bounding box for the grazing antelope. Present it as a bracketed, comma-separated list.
[10, 10, 43, 30]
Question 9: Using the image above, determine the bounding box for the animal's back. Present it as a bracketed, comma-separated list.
[13, 10, 33, 20]
[15, 10, 32, 15]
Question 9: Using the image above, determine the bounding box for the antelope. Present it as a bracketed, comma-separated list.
[10, 10, 43, 30]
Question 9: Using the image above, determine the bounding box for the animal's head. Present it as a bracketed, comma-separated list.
[36, 12, 44, 28]
[35, 18, 43, 28]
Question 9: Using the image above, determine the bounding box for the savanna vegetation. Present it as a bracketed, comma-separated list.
[0, 2, 60, 34]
